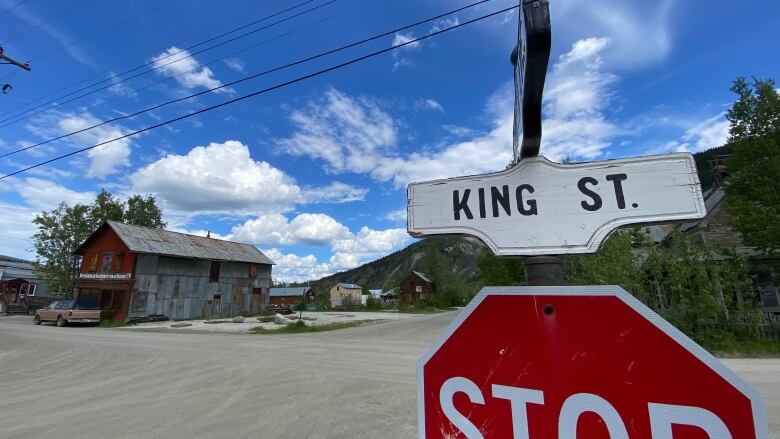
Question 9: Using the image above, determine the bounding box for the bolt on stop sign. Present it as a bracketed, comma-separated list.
[418, 287, 769, 438]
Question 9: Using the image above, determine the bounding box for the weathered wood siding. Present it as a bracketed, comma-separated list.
[128, 255, 272, 320]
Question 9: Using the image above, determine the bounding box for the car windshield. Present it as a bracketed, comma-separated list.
[73, 299, 101, 310]
[57, 300, 74, 309]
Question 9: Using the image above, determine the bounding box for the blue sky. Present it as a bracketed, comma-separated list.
[0, 0, 778, 281]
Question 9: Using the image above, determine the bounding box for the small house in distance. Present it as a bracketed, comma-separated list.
[269, 287, 315, 306]
[399, 271, 436, 304]
[1, 255, 55, 313]
[329, 282, 362, 308]
[74, 221, 274, 322]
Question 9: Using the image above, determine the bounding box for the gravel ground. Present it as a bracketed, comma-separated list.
[123, 311, 421, 333]
[1, 313, 777, 438]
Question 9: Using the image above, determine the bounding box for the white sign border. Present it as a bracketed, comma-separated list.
[407, 153, 707, 256]
[416, 286, 770, 439]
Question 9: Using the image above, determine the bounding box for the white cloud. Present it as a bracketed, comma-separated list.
[385, 208, 406, 223]
[150, 46, 231, 92]
[108, 71, 137, 98]
[276, 37, 620, 188]
[230, 213, 411, 281]
[303, 181, 368, 204]
[429, 17, 459, 34]
[53, 112, 134, 179]
[553, 0, 673, 68]
[130, 140, 368, 216]
[277, 89, 398, 174]
[392, 32, 421, 70]
[11, 177, 94, 209]
[417, 99, 444, 113]
[230, 213, 350, 247]
[392, 32, 420, 49]
[130, 140, 301, 214]
[0, 202, 37, 260]
[223, 58, 247, 74]
[663, 113, 729, 153]
[262, 248, 333, 283]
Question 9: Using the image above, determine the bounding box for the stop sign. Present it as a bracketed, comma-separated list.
[418, 286, 769, 438]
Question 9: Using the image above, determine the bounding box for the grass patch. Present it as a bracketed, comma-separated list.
[250, 320, 375, 334]
[701, 338, 780, 357]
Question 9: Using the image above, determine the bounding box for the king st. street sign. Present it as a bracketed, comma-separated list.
[407, 153, 706, 256]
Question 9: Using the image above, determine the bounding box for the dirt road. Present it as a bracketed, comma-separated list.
[0, 314, 777, 438]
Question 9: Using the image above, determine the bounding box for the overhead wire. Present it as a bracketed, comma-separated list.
[1, 0, 91, 44]
[0, 0, 29, 22]
[0, 0, 490, 159]
[27, 0, 182, 64]
[0, 3, 518, 180]
[0, 0, 337, 128]
[0, 0, 323, 119]
[0, 0, 377, 152]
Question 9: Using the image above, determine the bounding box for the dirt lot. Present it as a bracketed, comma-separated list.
[0, 313, 777, 438]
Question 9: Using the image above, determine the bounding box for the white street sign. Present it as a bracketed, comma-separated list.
[407, 153, 706, 256]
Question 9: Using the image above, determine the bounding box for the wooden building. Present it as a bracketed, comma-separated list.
[0, 255, 55, 313]
[74, 221, 274, 322]
[269, 287, 315, 306]
[675, 186, 780, 324]
[329, 283, 362, 308]
[399, 271, 435, 304]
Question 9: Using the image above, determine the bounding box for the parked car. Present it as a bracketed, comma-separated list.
[34, 300, 101, 327]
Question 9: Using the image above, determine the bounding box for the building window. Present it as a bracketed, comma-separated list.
[110, 252, 124, 272]
[100, 253, 112, 273]
[249, 263, 257, 277]
[209, 261, 221, 283]
[27, 284, 37, 296]
[88, 253, 100, 272]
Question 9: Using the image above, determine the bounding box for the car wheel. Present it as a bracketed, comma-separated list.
[56, 316, 66, 327]
[34, 315, 41, 325]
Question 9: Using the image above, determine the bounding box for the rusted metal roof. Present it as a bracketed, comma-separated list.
[99, 221, 274, 265]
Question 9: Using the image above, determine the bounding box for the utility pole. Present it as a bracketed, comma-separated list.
[0, 45, 31, 94]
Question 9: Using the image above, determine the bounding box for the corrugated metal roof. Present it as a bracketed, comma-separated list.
[337, 283, 361, 289]
[91, 221, 274, 265]
[270, 287, 310, 297]
[412, 271, 432, 283]
[680, 187, 725, 232]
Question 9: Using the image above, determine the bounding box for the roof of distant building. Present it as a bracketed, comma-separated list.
[337, 283, 361, 289]
[75, 221, 274, 265]
[270, 287, 311, 297]
[412, 271, 432, 283]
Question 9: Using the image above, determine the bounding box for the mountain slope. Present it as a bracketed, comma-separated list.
[314, 235, 489, 291]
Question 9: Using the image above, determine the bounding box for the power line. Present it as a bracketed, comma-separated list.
[0, 0, 377, 153]
[1, 0, 91, 44]
[27, 0, 181, 64]
[0, 0, 490, 159]
[0, 0, 324, 120]
[0, 0, 335, 126]
[0, 0, 29, 22]
[0, 3, 518, 180]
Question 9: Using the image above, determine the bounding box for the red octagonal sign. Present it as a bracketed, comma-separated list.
[418, 286, 769, 438]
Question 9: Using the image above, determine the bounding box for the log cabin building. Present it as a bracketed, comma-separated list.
[399, 271, 436, 305]
[74, 221, 274, 322]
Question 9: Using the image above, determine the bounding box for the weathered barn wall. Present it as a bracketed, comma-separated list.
[128, 255, 272, 320]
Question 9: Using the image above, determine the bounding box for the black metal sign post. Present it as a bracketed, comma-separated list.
[510, 0, 562, 285]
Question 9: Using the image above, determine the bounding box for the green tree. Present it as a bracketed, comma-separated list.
[724, 77, 780, 254]
[125, 194, 166, 228]
[32, 203, 92, 296]
[475, 252, 525, 286]
[32, 189, 166, 297]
